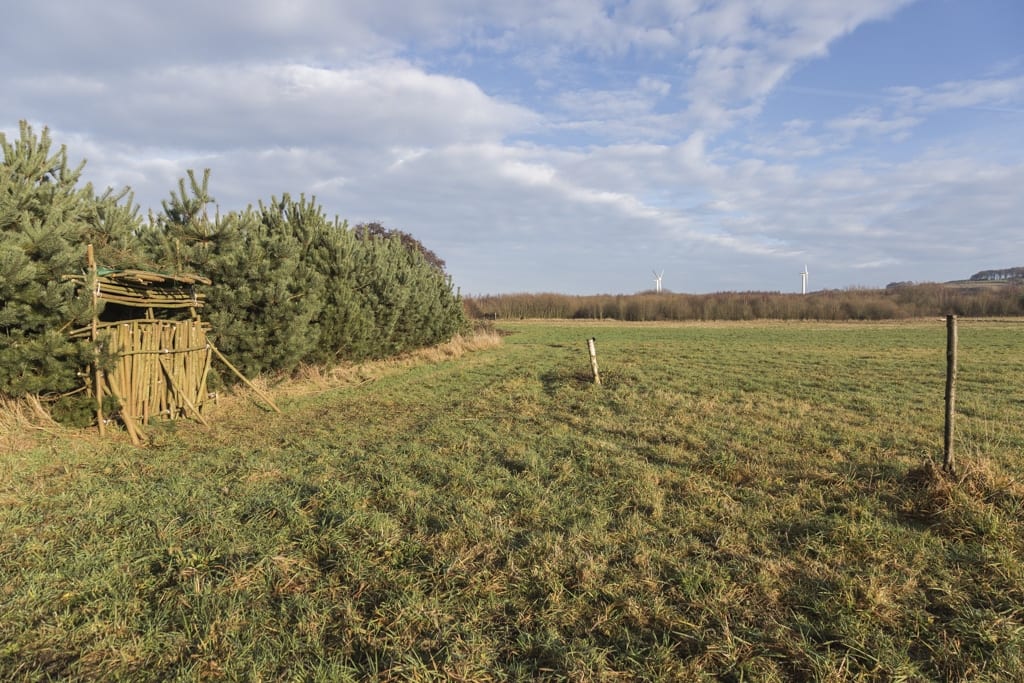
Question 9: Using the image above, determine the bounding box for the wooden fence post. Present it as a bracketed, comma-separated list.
[587, 337, 601, 385]
[943, 315, 957, 475]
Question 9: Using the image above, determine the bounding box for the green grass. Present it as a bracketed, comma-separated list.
[3, 320, 1023, 681]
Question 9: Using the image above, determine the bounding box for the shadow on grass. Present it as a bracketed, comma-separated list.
[540, 369, 596, 395]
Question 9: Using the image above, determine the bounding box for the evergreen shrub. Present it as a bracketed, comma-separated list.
[3, 123, 467, 415]
[141, 172, 466, 377]
[0, 122, 141, 406]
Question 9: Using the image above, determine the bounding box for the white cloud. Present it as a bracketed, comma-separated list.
[637, 76, 671, 96]
[891, 75, 1024, 113]
[6, 61, 539, 152]
[555, 87, 659, 119]
[742, 119, 837, 159]
[827, 108, 921, 140]
[662, 0, 916, 124]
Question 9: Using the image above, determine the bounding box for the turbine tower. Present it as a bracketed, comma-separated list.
[800, 265, 809, 295]
[653, 269, 664, 293]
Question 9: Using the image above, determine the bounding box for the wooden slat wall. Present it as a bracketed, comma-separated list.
[102, 320, 212, 428]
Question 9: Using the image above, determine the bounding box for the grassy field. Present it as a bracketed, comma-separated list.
[2, 320, 1023, 681]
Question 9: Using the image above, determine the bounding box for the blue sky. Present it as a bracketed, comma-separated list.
[3, 0, 1021, 294]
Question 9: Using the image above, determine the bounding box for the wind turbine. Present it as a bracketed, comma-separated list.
[800, 265, 809, 295]
[652, 269, 664, 293]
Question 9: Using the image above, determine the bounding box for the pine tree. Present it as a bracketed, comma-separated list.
[143, 172, 466, 378]
[354, 221, 447, 271]
[347, 221, 464, 357]
[302, 219, 378, 363]
[205, 195, 326, 376]
[142, 183, 329, 377]
[138, 169, 220, 275]
[0, 121, 142, 399]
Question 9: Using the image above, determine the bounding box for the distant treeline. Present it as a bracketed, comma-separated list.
[465, 284, 1024, 321]
[970, 267, 1024, 282]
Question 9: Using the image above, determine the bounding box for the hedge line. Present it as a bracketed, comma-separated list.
[1, 122, 466, 414]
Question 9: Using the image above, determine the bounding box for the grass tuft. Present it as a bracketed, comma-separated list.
[0, 395, 62, 451]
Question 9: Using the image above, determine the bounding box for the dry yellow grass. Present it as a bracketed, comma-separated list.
[0, 396, 63, 453]
[234, 329, 503, 406]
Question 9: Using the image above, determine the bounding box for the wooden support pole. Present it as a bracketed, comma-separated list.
[105, 377, 143, 446]
[587, 337, 601, 385]
[208, 341, 282, 413]
[943, 314, 958, 475]
[197, 339, 213, 413]
[160, 356, 210, 426]
[87, 244, 105, 436]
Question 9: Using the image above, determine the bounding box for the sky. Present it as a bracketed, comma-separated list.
[2, 1, 1022, 295]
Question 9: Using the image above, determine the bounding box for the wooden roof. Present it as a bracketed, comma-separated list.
[63, 268, 211, 309]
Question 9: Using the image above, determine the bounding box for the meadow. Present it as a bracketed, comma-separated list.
[2, 320, 1023, 681]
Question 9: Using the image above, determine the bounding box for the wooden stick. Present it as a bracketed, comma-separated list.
[135, 321, 144, 422]
[160, 356, 210, 426]
[63, 274, 208, 296]
[169, 323, 180, 418]
[95, 344, 209, 357]
[121, 322, 131, 422]
[61, 276, 207, 307]
[87, 245, 105, 436]
[152, 323, 161, 418]
[68, 320, 131, 337]
[140, 322, 148, 423]
[179, 322, 190, 416]
[120, 324, 129, 397]
[187, 321, 203, 412]
[153, 322, 163, 418]
[139, 323, 148, 420]
[197, 330, 213, 415]
[105, 375, 144, 445]
[208, 341, 281, 413]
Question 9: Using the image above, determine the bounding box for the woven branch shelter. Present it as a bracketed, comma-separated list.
[65, 246, 278, 444]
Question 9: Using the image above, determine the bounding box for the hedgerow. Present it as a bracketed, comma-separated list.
[2, 122, 466, 412]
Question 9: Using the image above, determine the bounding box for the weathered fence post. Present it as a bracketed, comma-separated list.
[943, 314, 957, 475]
[587, 337, 601, 385]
